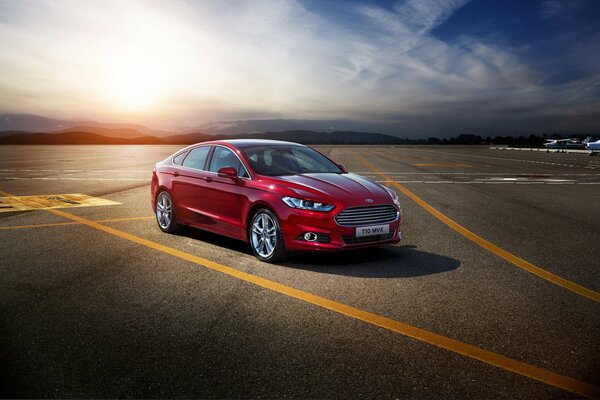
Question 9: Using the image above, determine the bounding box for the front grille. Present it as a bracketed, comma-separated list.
[335, 205, 399, 227]
[342, 232, 394, 245]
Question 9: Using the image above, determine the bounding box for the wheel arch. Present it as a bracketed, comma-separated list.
[152, 185, 171, 211]
[245, 201, 278, 242]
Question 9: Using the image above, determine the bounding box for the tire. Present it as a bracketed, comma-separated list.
[155, 191, 181, 233]
[249, 208, 288, 263]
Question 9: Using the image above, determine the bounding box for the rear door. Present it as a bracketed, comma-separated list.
[171, 145, 212, 225]
[202, 146, 252, 239]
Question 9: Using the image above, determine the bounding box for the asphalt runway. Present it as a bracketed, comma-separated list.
[1, 145, 599, 399]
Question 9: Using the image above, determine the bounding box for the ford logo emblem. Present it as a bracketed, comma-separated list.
[365, 198, 374, 203]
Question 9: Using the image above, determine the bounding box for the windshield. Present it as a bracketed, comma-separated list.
[241, 145, 342, 176]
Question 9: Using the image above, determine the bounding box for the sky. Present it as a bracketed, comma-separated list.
[0, 0, 599, 137]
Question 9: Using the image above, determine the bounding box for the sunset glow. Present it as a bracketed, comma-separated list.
[105, 60, 162, 110]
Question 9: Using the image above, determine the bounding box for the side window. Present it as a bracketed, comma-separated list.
[172, 151, 188, 165]
[182, 146, 210, 170]
[209, 147, 250, 178]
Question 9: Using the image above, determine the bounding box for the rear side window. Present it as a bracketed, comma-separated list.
[182, 146, 210, 170]
[172, 151, 188, 165]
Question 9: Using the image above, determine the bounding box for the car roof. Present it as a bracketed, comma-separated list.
[172, 139, 305, 155]
[215, 139, 303, 148]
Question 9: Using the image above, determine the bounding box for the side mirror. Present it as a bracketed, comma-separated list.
[336, 163, 348, 173]
[217, 166, 238, 178]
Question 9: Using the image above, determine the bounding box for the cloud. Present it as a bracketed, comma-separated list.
[393, 0, 470, 34]
[337, 1, 541, 115]
[540, 0, 588, 21]
[540, 0, 563, 20]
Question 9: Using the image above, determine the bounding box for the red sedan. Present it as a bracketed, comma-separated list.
[151, 139, 402, 262]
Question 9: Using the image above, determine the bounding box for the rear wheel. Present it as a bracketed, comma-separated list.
[249, 209, 288, 263]
[155, 191, 181, 233]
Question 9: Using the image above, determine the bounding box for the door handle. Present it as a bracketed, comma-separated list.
[205, 177, 213, 183]
[172, 171, 180, 177]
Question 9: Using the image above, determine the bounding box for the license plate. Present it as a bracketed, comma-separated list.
[356, 224, 389, 237]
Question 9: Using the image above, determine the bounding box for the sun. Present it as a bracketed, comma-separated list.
[106, 59, 164, 110]
[97, 9, 188, 113]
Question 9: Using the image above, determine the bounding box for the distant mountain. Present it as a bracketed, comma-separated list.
[0, 114, 170, 136]
[0, 114, 79, 132]
[56, 126, 157, 139]
[0, 114, 404, 144]
[0, 129, 401, 145]
[217, 130, 402, 145]
[179, 119, 370, 135]
[0, 131, 164, 144]
[0, 114, 391, 140]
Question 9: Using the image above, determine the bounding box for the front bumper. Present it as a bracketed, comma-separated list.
[279, 209, 402, 252]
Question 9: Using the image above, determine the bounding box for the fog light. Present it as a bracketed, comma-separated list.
[303, 232, 318, 242]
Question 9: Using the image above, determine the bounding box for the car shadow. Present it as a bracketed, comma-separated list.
[282, 245, 460, 278]
[176, 226, 253, 255]
[175, 228, 459, 279]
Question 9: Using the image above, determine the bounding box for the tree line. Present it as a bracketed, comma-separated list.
[399, 133, 598, 146]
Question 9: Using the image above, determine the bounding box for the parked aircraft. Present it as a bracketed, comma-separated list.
[584, 136, 600, 156]
[543, 138, 585, 149]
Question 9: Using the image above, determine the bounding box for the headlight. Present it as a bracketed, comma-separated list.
[282, 196, 335, 212]
[384, 186, 401, 208]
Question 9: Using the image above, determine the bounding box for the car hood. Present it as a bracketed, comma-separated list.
[272, 173, 392, 205]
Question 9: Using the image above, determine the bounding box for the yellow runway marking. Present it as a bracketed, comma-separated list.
[0, 193, 120, 212]
[0, 216, 154, 231]
[0, 188, 597, 398]
[95, 216, 154, 223]
[414, 163, 472, 167]
[0, 221, 79, 230]
[352, 151, 600, 304]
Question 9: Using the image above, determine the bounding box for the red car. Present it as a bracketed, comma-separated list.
[151, 140, 402, 262]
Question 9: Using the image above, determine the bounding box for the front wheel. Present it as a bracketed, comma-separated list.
[249, 209, 288, 263]
[155, 191, 181, 233]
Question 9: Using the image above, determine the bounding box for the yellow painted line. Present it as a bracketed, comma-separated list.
[0, 221, 79, 230]
[95, 216, 155, 223]
[351, 151, 600, 304]
[414, 163, 472, 167]
[0, 189, 597, 398]
[0, 193, 120, 212]
[0, 216, 154, 231]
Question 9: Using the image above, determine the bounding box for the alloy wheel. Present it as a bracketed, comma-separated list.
[251, 212, 277, 258]
[156, 192, 173, 230]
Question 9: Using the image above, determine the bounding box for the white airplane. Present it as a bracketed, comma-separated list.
[584, 136, 600, 156]
[543, 138, 585, 149]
